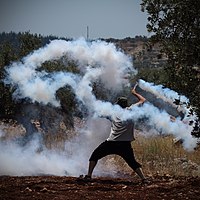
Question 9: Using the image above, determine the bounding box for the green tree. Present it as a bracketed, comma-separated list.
[0, 41, 18, 118]
[19, 31, 42, 57]
[141, 0, 200, 135]
[0, 32, 43, 119]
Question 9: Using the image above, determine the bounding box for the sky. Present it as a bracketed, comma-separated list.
[0, 0, 150, 39]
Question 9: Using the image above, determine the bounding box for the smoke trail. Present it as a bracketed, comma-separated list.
[138, 79, 189, 104]
[1, 38, 198, 176]
[138, 79, 198, 124]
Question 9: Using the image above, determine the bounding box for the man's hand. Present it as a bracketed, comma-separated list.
[131, 82, 138, 94]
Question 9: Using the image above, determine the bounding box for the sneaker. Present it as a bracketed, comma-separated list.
[141, 178, 151, 184]
[84, 175, 91, 180]
[78, 174, 92, 181]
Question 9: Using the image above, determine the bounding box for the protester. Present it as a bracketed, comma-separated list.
[82, 84, 149, 183]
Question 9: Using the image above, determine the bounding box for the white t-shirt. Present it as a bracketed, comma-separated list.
[107, 116, 135, 141]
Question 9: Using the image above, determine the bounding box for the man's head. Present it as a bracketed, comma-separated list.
[116, 97, 128, 108]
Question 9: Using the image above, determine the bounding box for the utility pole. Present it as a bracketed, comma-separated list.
[87, 26, 89, 41]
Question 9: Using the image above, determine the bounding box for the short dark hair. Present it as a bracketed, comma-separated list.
[116, 97, 128, 108]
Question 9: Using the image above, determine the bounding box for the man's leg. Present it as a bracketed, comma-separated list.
[134, 167, 146, 180]
[87, 160, 97, 178]
[85, 140, 111, 178]
[119, 143, 148, 182]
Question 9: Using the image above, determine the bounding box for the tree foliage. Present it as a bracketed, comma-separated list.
[0, 40, 18, 118]
[141, 0, 200, 135]
[18, 31, 42, 57]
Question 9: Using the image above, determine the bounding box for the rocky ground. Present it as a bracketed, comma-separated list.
[0, 175, 200, 200]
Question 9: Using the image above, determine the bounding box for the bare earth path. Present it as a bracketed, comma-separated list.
[0, 176, 200, 200]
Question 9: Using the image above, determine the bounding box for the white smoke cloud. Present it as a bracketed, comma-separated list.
[1, 38, 198, 176]
[0, 118, 111, 176]
[0, 136, 82, 176]
[5, 38, 133, 106]
[0, 130, 5, 138]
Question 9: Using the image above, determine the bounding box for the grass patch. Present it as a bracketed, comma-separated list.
[133, 135, 200, 177]
[108, 134, 200, 177]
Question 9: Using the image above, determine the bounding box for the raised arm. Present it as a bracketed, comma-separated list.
[131, 87, 146, 103]
[131, 88, 146, 106]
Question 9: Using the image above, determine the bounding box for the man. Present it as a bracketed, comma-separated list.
[83, 85, 149, 183]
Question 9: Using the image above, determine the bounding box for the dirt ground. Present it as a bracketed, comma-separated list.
[0, 175, 200, 200]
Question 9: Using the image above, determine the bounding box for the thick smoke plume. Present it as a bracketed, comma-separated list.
[0, 38, 198, 176]
[5, 38, 134, 106]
